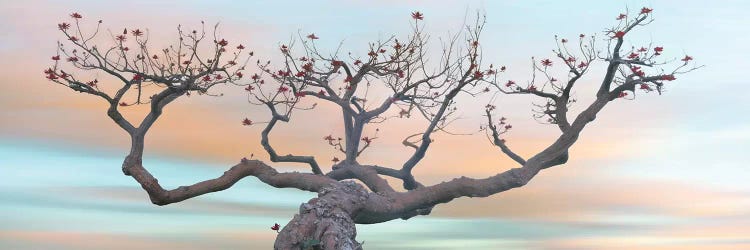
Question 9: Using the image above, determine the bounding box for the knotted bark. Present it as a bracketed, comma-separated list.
[274, 181, 368, 250]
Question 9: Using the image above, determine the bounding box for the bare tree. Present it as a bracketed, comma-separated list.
[45, 8, 700, 250]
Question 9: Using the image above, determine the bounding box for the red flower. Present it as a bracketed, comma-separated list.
[236, 72, 243, 78]
[397, 70, 405, 78]
[58, 23, 70, 31]
[473, 71, 483, 79]
[69, 36, 79, 42]
[504, 125, 512, 130]
[116, 35, 127, 42]
[411, 11, 424, 20]
[368, 51, 377, 57]
[379, 49, 386, 53]
[579, 34, 585, 38]
[362, 137, 373, 144]
[528, 86, 537, 91]
[577, 62, 587, 68]
[202, 75, 212, 81]
[119, 102, 128, 106]
[132, 74, 143, 81]
[618, 92, 628, 98]
[318, 90, 326, 96]
[280, 45, 289, 53]
[131, 29, 143, 37]
[332, 157, 340, 163]
[561, 38, 568, 43]
[505, 80, 515, 87]
[616, 13, 627, 20]
[613, 31, 625, 38]
[550, 78, 557, 82]
[332, 60, 343, 67]
[637, 47, 647, 52]
[295, 92, 306, 98]
[244, 85, 254, 91]
[654, 46, 663, 55]
[294, 71, 305, 77]
[540, 59, 553, 67]
[354, 59, 362, 65]
[51, 55, 60, 61]
[122, 47, 129, 51]
[640, 7, 653, 14]
[681, 55, 693, 62]
[67, 57, 78, 62]
[566, 57, 576, 63]
[251, 74, 260, 80]
[500, 66, 506, 71]
[307, 33, 319, 40]
[236, 44, 245, 50]
[344, 75, 353, 83]
[278, 86, 289, 93]
[640, 84, 652, 90]
[302, 63, 313, 72]
[44, 68, 54, 74]
[660, 74, 676, 81]
[183, 60, 191, 65]
[152, 55, 158, 59]
[627, 52, 639, 59]
[45, 73, 58, 80]
[242, 118, 253, 126]
[217, 39, 228, 46]
[70, 12, 82, 19]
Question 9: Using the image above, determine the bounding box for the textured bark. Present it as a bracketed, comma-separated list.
[274, 181, 368, 250]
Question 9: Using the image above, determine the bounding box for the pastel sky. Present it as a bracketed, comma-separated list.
[1, 0, 748, 249]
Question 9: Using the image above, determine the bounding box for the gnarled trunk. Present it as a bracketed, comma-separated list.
[274, 181, 368, 250]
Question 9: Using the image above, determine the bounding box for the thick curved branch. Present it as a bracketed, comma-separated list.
[125, 159, 335, 205]
[261, 102, 324, 175]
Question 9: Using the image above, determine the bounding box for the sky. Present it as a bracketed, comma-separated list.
[1, 0, 749, 249]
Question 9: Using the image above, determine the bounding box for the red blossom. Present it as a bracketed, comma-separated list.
[613, 31, 625, 38]
[116, 35, 126, 42]
[500, 66, 506, 71]
[202, 75, 211, 81]
[131, 29, 143, 37]
[244, 85, 254, 91]
[640, 84, 652, 90]
[540, 59, 553, 67]
[307, 33, 319, 40]
[69, 36, 79, 42]
[44, 68, 54, 74]
[58, 23, 70, 31]
[504, 125, 512, 130]
[577, 62, 587, 68]
[45, 73, 58, 80]
[344, 75, 353, 83]
[641, 7, 653, 14]
[183, 60, 191, 65]
[295, 71, 305, 77]
[397, 70, 405, 78]
[122, 47, 129, 51]
[332, 60, 343, 67]
[654, 46, 663, 55]
[236, 72, 244, 78]
[119, 102, 128, 106]
[302, 63, 313, 72]
[566, 57, 576, 63]
[52, 55, 60, 61]
[505, 80, 515, 87]
[379, 49, 386, 53]
[70, 12, 82, 19]
[411, 11, 424, 20]
[362, 137, 373, 144]
[318, 90, 326, 96]
[132, 74, 143, 81]
[368, 51, 377, 57]
[236, 44, 245, 50]
[473, 71, 483, 79]
[616, 13, 627, 20]
[332, 157, 340, 163]
[152, 55, 158, 59]
[217, 39, 229, 46]
[251, 74, 260, 80]
[550, 78, 557, 82]
[628, 52, 639, 59]
[661, 74, 676, 81]
[528, 86, 537, 91]
[637, 47, 648, 52]
[67, 57, 78, 62]
[681, 55, 693, 62]
[561, 38, 568, 43]
[280, 45, 289, 53]
[579, 34, 585, 38]
[618, 92, 628, 98]
[354, 59, 362, 65]
[278, 86, 289, 93]
[295, 92, 306, 98]
[242, 118, 253, 126]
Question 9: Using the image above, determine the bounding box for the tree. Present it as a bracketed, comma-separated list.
[46, 8, 700, 250]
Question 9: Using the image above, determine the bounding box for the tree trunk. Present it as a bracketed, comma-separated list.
[274, 181, 368, 250]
